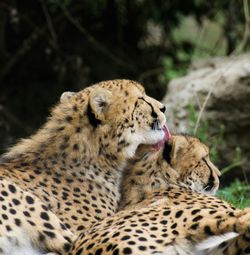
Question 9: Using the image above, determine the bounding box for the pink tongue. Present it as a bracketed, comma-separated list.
[153, 124, 171, 150]
[163, 125, 171, 141]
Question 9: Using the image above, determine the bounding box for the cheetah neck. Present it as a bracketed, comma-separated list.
[1, 118, 126, 182]
[120, 151, 182, 209]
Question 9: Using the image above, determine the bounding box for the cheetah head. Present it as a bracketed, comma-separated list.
[59, 80, 169, 161]
[162, 134, 220, 195]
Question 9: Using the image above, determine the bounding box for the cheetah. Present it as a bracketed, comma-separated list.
[120, 134, 220, 210]
[69, 134, 250, 255]
[0, 79, 168, 254]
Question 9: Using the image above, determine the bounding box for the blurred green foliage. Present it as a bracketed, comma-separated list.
[187, 103, 249, 208]
[218, 179, 250, 208]
[187, 104, 224, 163]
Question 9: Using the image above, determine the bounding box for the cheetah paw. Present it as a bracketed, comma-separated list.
[235, 208, 250, 234]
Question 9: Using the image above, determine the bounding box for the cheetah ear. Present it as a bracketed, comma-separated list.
[169, 135, 188, 164]
[60, 91, 76, 103]
[89, 88, 112, 121]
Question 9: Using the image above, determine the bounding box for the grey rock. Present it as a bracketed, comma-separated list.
[163, 54, 250, 173]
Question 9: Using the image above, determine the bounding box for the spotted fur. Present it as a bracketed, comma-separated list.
[0, 79, 167, 254]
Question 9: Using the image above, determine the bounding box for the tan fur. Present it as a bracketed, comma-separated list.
[0, 79, 167, 254]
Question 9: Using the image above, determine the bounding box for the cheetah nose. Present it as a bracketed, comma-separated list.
[160, 106, 166, 113]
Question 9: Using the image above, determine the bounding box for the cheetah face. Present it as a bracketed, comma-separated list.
[163, 135, 220, 195]
[118, 95, 169, 158]
[88, 81, 169, 159]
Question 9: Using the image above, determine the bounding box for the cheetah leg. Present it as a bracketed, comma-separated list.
[193, 208, 250, 254]
[200, 208, 250, 255]
[186, 207, 250, 244]
[0, 179, 74, 254]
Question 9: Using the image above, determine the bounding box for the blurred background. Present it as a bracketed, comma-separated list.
[0, 0, 250, 206]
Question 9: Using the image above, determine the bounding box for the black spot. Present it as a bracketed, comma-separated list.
[27, 220, 35, 226]
[44, 223, 54, 230]
[106, 244, 113, 251]
[9, 209, 16, 215]
[65, 116, 73, 122]
[138, 246, 147, 251]
[193, 215, 203, 222]
[160, 220, 168, 225]
[113, 249, 119, 255]
[171, 223, 177, 229]
[57, 126, 65, 131]
[12, 199, 20, 206]
[73, 144, 79, 150]
[123, 247, 132, 254]
[23, 211, 31, 217]
[6, 225, 12, 231]
[38, 233, 45, 242]
[190, 223, 199, 230]
[191, 209, 201, 215]
[2, 214, 8, 220]
[175, 210, 183, 218]
[95, 248, 103, 255]
[163, 210, 171, 216]
[112, 232, 120, 238]
[86, 243, 95, 250]
[8, 184, 16, 193]
[25, 196, 34, 204]
[20, 162, 29, 167]
[121, 236, 130, 241]
[40, 212, 49, 221]
[172, 230, 179, 235]
[14, 218, 21, 226]
[43, 230, 56, 238]
[1, 191, 8, 196]
[156, 239, 164, 244]
[64, 243, 71, 252]
[87, 104, 101, 128]
[128, 241, 136, 245]
[204, 225, 214, 235]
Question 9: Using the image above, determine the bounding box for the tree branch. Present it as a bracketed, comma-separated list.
[234, 0, 250, 54]
[39, 0, 59, 49]
[61, 6, 133, 70]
